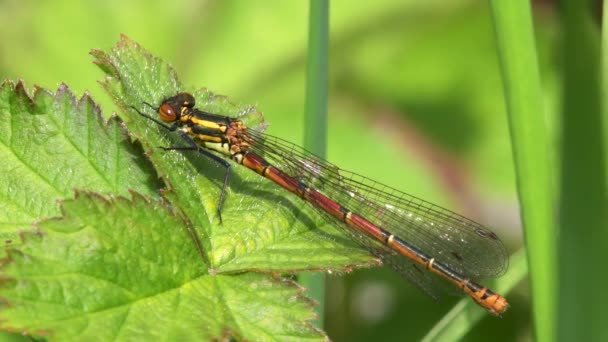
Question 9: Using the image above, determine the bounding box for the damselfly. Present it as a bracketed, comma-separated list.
[131, 93, 509, 315]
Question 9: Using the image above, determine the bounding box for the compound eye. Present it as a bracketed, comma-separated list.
[159, 103, 177, 122]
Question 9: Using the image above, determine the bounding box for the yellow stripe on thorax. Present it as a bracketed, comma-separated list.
[188, 117, 226, 132]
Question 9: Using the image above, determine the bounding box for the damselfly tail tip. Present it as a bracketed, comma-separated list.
[484, 293, 509, 317]
[466, 283, 509, 316]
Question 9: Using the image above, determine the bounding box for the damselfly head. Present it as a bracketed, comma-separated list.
[158, 92, 195, 123]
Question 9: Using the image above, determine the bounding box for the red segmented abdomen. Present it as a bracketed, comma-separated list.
[240, 152, 509, 315]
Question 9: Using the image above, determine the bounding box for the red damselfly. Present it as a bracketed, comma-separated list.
[131, 93, 509, 315]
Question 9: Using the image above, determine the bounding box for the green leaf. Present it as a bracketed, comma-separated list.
[1, 192, 324, 341]
[0, 80, 159, 242]
[0, 35, 380, 341]
[91, 35, 376, 273]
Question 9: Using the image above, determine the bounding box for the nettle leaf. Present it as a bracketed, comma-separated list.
[91, 35, 376, 273]
[0, 80, 159, 243]
[1, 192, 322, 340]
[0, 35, 379, 341]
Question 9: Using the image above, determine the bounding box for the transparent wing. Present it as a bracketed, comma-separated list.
[244, 128, 508, 286]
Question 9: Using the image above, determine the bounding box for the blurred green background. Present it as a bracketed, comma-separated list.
[0, 0, 552, 340]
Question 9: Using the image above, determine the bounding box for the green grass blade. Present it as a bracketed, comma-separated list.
[304, 0, 329, 155]
[489, 1, 556, 341]
[300, 0, 330, 328]
[558, 1, 608, 341]
[601, 2, 608, 190]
